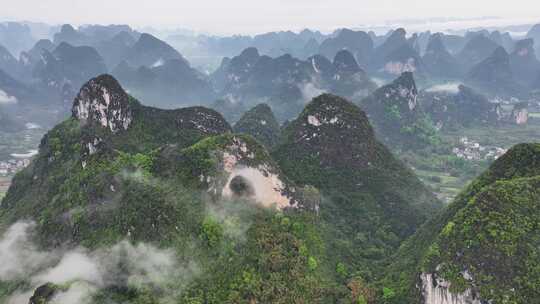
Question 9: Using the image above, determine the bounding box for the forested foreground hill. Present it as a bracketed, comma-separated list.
[383, 143, 540, 303]
[1, 74, 538, 303]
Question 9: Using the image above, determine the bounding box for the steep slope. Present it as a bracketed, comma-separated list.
[125, 33, 187, 68]
[370, 28, 425, 77]
[233, 103, 281, 148]
[33, 42, 108, 98]
[0, 68, 35, 103]
[53, 24, 90, 46]
[0, 22, 36, 57]
[273, 94, 441, 275]
[95, 31, 137, 68]
[457, 34, 500, 68]
[420, 85, 502, 129]
[422, 33, 463, 79]
[466, 47, 524, 98]
[509, 38, 540, 86]
[371, 28, 408, 69]
[0, 74, 336, 303]
[1, 74, 232, 226]
[0, 44, 21, 78]
[19, 39, 56, 67]
[318, 28, 374, 69]
[385, 143, 540, 303]
[326, 50, 378, 100]
[489, 30, 514, 52]
[527, 24, 540, 57]
[360, 72, 439, 149]
[213, 47, 376, 121]
[112, 58, 215, 108]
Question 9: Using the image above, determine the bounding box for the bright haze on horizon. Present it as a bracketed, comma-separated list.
[3, 0, 540, 35]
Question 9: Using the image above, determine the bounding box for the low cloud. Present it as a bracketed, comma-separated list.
[0, 221, 54, 281]
[1, 221, 198, 304]
[299, 82, 326, 104]
[425, 83, 462, 94]
[0, 89, 18, 104]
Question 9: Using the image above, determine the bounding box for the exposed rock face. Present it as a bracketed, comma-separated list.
[369, 28, 425, 77]
[466, 47, 523, 97]
[387, 144, 540, 303]
[423, 33, 462, 79]
[216, 136, 297, 210]
[277, 94, 379, 170]
[234, 103, 281, 148]
[174, 106, 232, 135]
[382, 43, 425, 76]
[511, 102, 529, 125]
[72, 74, 133, 133]
[28, 283, 59, 304]
[360, 72, 436, 148]
[421, 273, 481, 304]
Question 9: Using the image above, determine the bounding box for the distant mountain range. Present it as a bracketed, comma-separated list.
[0, 21, 540, 134]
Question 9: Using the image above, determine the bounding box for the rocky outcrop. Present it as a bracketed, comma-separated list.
[72, 74, 133, 133]
[511, 102, 529, 125]
[360, 72, 437, 149]
[421, 273, 481, 304]
[28, 283, 59, 304]
[369, 28, 425, 77]
[216, 136, 297, 209]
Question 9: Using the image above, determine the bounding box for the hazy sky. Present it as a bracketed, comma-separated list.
[3, 0, 540, 34]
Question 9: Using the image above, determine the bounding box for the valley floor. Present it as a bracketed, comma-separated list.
[0, 128, 46, 199]
[402, 113, 540, 203]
